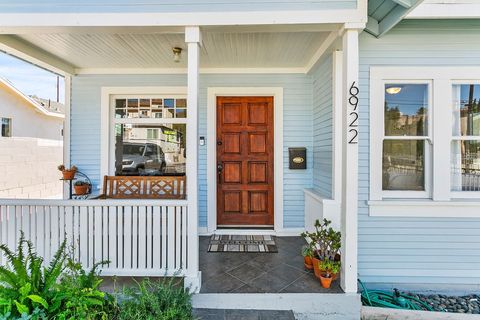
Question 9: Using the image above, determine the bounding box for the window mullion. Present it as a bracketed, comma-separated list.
[432, 79, 452, 201]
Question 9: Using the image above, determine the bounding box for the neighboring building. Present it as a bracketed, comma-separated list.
[0, 78, 64, 198]
[0, 0, 480, 317]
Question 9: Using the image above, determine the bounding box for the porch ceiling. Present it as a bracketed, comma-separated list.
[14, 29, 331, 71]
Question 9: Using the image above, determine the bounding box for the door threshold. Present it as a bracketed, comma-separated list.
[212, 229, 276, 236]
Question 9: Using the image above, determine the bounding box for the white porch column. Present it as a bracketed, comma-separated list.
[184, 26, 202, 293]
[340, 28, 359, 293]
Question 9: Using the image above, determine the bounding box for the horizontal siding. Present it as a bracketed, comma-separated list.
[71, 73, 313, 229]
[359, 20, 480, 288]
[310, 54, 333, 197]
[0, 0, 356, 13]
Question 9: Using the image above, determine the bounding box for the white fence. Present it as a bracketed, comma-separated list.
[0, 199, 190, 276]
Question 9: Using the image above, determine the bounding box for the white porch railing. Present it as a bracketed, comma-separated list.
[0, 199, 190, 277]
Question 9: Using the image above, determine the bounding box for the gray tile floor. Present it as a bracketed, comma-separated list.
[193, 308, 295, 320]
[199, 236, 343, 293]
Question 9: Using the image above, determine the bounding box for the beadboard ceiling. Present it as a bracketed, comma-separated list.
[17, 31, 330, 69]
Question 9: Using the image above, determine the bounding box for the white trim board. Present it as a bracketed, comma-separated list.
[0, 9, 366, 28]
[100, 86, 187, 181]
[206, 87, 284, 234]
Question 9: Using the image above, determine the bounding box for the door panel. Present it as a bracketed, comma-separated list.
[217, 96, 274, 227]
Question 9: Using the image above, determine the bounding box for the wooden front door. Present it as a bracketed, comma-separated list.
[216, 96, 274, 227]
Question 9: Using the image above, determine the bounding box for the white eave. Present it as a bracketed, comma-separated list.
[0, 78, 65, 119]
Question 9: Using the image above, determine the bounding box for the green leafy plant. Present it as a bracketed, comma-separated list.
[0, 231, 67, 318]
[301, 244, 314, 258]
[117, 278, 193, 320]
[301, 218, 341, 261]
[52, 259, 114, 320]
[318, 260, 341, 278]
[0, 232, 116, 319]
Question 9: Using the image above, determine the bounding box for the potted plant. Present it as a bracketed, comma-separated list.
[74, 180, 90, 195]
[58, 164, 77, 180]
[318, 260, 340, 289]
[302, 244, 314, 270]
[301, 218, 341, 279]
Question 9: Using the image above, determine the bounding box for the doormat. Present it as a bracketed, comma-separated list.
[208, 235, 278, 253]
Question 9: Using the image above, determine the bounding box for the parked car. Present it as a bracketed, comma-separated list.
[121, 142, 166, 175]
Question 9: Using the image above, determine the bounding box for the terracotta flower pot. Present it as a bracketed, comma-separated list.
[74, 185, 89, 195]
[312, 257, 322, 278]
[319, 274, 333, 289]
[304, 256, 313, 270]
[62, 170, 76, 180]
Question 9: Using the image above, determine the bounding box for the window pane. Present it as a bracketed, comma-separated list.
[451, 140, 480, 191]
[452, 84, 480, 136]
[1, 118, 11, 137]
[385, 84, 428, 136]
[115, 124, 186, 176]
[383, 140, 425, 191]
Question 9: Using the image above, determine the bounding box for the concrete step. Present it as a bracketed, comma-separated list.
[192, 293, 361, 320]
[193, 308, 295, 320]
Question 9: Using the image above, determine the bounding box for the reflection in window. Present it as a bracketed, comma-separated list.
[451, 140, 480, 191]
[385, 84, 428, 136]
[115, 124, 186, 176]
[453, 84, 480, 136]
[383, 140, 425, 191]
[115, 98, 187, 119]
[1, 118, 11, 137]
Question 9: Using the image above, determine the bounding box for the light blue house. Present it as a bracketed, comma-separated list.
[0, 0, 480, 317]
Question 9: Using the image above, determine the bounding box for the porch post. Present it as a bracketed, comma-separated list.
[340, 27, 359, 293]
[184, 26, 201, 293]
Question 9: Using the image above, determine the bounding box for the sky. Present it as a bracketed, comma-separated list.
[0, 52, 65, 103]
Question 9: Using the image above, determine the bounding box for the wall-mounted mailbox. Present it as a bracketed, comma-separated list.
[288, 147, 307, 169]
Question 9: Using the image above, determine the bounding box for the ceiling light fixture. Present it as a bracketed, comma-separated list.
[386, 87, 402, 95]
[173, 47, 182, 63]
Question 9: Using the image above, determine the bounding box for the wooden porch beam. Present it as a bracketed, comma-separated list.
[0, 35, 76, 75]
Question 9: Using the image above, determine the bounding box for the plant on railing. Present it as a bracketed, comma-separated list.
[0, 232, 113, 319]
[116, 278, 193, 320]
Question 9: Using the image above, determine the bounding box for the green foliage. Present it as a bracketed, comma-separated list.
[0, 232, 114, 320]
[117, 278, 193, 320]
[301, 218, 341, 261]
[0, 231, 66, 318]
[301, 244, 314, 258]
[318, 260, 341, 278]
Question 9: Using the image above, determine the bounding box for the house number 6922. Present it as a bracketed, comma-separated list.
[348, 81, 359, 144]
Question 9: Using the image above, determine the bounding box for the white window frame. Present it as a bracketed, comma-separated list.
[369, 66, 480, 217]
[377, 80, 433, 199]
[100, 87, 187, 180]
[450, 80, 480, 199]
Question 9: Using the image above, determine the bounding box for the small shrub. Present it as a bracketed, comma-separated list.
[117, 278, 193, 320]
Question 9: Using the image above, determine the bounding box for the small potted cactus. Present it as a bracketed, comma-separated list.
[74, 180, 90, 195]
[58, 164, 77, 180]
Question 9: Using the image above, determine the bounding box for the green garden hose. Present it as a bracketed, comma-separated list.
[358, 279, 434, 311]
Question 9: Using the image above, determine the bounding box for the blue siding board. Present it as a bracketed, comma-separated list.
[358, 20, 480, 288]
[0, 0, 356, 13]
[310, 54, 333, 197]
[71, 73, 316, 229]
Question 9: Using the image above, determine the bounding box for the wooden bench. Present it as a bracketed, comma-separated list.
[98, 175, 186, 199]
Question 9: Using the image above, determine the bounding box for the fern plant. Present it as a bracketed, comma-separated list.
[0, 231, 67, 318]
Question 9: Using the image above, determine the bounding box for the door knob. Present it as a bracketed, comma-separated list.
[217, 163, 223, 172]
[217, 140, 222, 146]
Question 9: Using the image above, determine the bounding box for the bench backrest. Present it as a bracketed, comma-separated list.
[102, 176, 186, 199]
